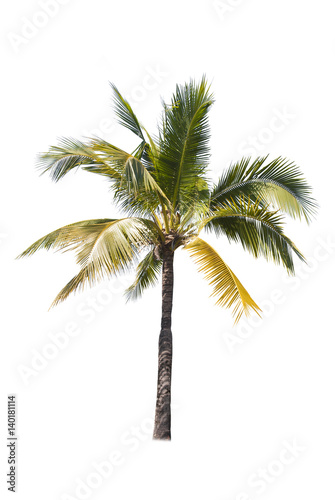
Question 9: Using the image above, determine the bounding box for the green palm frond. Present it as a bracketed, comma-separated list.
[210, 156, 317, 222]
[110, 83, 162, 176]
[125, 247, 163, 301]
[156, 76, 214, 211]
[110, 83, 145, 141]
[37, 137, 120, 182]
[203, 197, 305, 274]
[184, 237, 261, 323]
[132, 140, 155, 172]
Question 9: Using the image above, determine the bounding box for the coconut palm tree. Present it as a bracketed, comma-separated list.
[18, 77, 317, 440]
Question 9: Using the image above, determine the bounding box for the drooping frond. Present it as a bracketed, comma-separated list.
[203, 197, 305, 274]
[18, 218, 160, 306]
[156, 76, 214, 211]
[52, 218, 160, 306]
[17, 218, 117, 258]
[125, 247, 162, 301]
[210, 156, 317, 222]
[184, 237, 261, 323]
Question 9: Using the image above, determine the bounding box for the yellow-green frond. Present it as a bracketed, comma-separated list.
[255, 182, 310, 222]
[17, 219, 117, 258]
[18, 218, 161, 307]
[184, 237, 261, 323]
[50, 218, 159, 307]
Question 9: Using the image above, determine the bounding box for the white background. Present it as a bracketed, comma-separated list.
[1, 0, 334, 499]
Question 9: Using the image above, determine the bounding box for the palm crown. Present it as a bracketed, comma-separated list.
[19, 77, 316, 439]
[19, 77, 316, 320]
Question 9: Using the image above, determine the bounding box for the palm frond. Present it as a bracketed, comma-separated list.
[178, 196, 210, 234]
[18, 218, 160, 306]
[125, 248, 162, 301]
[132, 140, 155, 172]
[210, 156, 317, 222]
[89, 137, 171, 214]
[108, 83, 160, 174]
[37, 137, 120, 182]
[184, 237, 261, 323]
[51, 217, 160, 306]
[17, 218, 117, 258]
[110, 83, 145, 140]
[203, 197, 305, 274]
[38, 135, 171, 217]
[156, 76, 214, 211]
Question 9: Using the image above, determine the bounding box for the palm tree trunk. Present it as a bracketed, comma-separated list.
[153, 248, 174, 440]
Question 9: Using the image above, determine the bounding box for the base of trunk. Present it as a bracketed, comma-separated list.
[153, 328, 172, 440]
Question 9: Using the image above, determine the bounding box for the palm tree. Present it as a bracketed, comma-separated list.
[18, 77, 317, 440]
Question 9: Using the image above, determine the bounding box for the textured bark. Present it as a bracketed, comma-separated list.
[153, 248, 174, 440]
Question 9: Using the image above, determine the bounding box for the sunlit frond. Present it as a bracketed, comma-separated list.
[184, 237, 261, 323]
[210, 156, 317, 222]
[17, 219, 117, 258]
[18, 218, 160, 307]
[51, 218, 160, 306]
